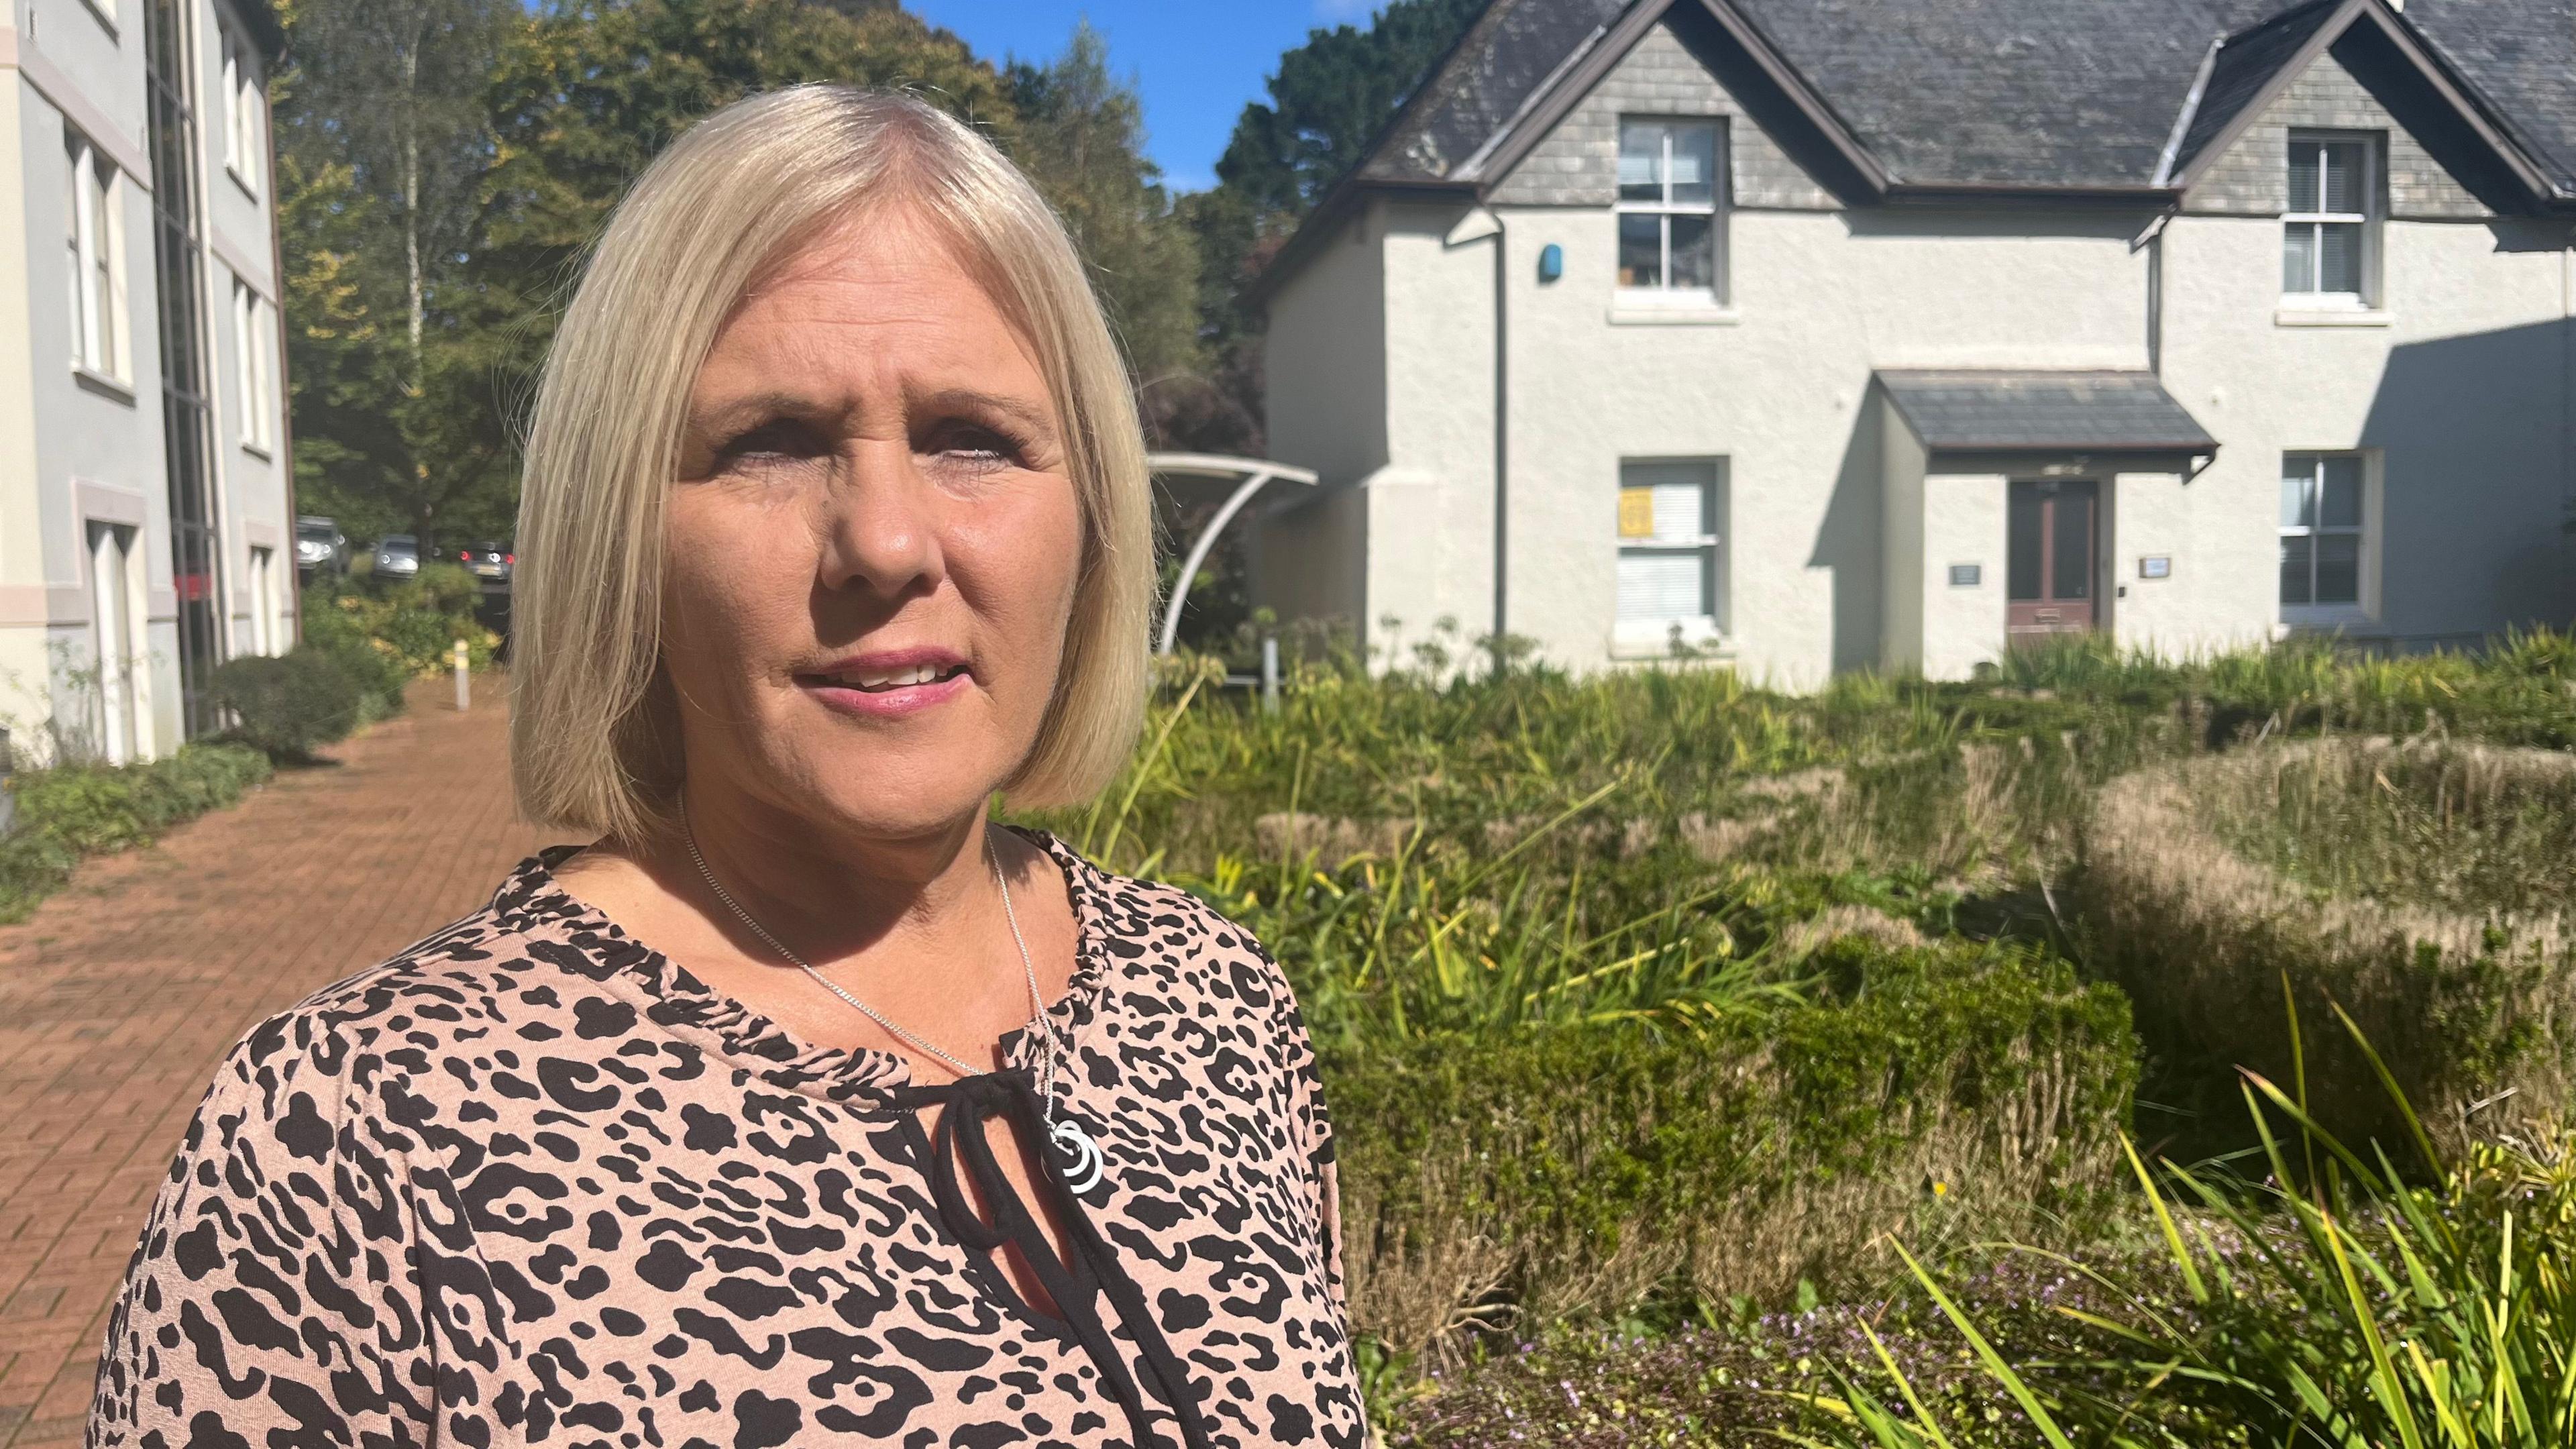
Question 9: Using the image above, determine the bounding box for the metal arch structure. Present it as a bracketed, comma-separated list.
[1148, 452, 1320, 656]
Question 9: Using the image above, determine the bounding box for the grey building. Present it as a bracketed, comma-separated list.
[1, 0, 293, 761]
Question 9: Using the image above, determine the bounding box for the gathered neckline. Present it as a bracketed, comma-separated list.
[484, 824, 1115, 1106]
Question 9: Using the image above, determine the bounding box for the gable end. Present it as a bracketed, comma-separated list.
[1486, 20, 1836, 209]
[2186, 50, 2495, 217]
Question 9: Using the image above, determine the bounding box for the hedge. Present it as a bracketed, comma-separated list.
[0, 743, 273, 920]
[1324, 936, 2139, 1360]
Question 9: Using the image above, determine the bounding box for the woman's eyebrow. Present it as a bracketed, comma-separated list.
[688, 391, 841, 435]
[914, 387, 1057, 438]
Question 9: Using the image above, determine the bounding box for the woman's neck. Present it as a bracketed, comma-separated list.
[653, 782, 1001, 967]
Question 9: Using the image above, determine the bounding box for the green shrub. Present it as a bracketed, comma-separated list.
[297, 566, 498, 715]
[2080, 740, 2576, 1160]
[1327, 937, 2138, 1361]
[0, 743, 272, 920]
[1808, 1016, 2576, 1449]
[209, 649, 367, 759]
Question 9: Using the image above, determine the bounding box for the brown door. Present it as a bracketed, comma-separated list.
[2007, 479, 2098, 640]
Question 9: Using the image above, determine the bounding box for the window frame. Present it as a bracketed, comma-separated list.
[2278, 451, 2377, 627]
[65, 133, 127, 384]
[2282, 131, 2379, 309]
[1613, 117, 1727, 309]
[223, 28, 264, 198]
[1613, 458, 1730, 653]
[233, 277, 274, 455]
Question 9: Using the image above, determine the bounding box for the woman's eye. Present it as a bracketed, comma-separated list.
[716, 419, 828, 465]
[924, 425, 1021, 468]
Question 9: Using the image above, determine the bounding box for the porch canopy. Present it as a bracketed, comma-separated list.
[1148, 452, 1320, 656]
[1877, 370, 2218, 455]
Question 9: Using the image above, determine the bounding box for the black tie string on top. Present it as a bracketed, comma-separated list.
[889, 1070, 1217, 1449]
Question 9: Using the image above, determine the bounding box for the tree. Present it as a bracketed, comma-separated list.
[1184, 0, 1488, 454]
[476, 0, 1014, 323]
[1004, 23, 1204, 446]
[273, 0, 517, 544]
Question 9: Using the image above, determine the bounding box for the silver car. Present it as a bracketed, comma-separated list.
[373, 534, 422, 577]
[296, 515, 347, 577]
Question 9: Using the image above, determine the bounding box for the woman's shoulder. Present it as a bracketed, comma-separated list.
[218, 851, 628, 1102]
[1037, 830, 1307, 1024]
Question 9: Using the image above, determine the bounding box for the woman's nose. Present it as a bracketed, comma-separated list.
[818, 443, 946, 600]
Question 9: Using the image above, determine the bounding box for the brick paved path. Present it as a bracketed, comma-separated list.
[0, 677, 547, 1448]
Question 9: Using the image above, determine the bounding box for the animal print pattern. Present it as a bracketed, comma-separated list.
[85, 828, 1366, 1448]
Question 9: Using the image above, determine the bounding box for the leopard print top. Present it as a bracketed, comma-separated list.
[85, 829, 1366, 1449]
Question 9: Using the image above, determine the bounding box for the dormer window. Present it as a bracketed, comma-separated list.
[2282, 133, 2377, 307]
[1617, 119, 1724, 305]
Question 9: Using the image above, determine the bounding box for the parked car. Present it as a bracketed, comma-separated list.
[458, 541, 514, 585]
[295, 516, 348, 578]
[372, 534, 422, 578]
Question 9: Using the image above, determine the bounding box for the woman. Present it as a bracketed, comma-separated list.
[86, 87, 1362, 1449]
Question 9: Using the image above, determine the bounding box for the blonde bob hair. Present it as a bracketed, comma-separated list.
[511, 86, 1155, 841]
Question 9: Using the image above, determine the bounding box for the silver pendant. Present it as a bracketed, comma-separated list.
[1050, 1117, 1105, 1195]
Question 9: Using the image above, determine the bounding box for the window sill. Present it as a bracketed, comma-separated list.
[2279, 608, 2383, 635]
[78, 0, 118, 37]
[228, 164, 260, 203]
[239, 437, 273, 462]
[1611, 624, 1732, 660]
[1609, 304, 1739, 327]
[72, 364, 136, 405]
[2276, 305, 2392, 328]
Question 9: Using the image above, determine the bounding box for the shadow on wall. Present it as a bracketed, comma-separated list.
[2360, 312, 2575, 639]
[1810, 382, 1884, 674]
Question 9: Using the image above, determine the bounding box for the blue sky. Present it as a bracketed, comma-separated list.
[908, 1, 1382, 193]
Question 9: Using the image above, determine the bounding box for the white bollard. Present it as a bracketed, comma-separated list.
[453, 639, 470, 711]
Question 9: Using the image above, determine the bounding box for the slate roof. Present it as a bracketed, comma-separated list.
[1876, 371, 2221, 453]
[2406, 0, 2576, 191]
[1352, 0, 2576, 193]
[2167, 1, 2346, 181]
[1359, 0, 1632, 184]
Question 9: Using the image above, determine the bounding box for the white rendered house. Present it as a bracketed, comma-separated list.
[1250, 0, 2576, 684]
[0, 0, 292, 761]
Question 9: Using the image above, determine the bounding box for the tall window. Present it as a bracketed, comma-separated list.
[65, 134, 123, 379]
[2280, 453, 2367, 614]
[1617, 119, 1723, 303]
[222, 29, 264, 195]
[1616, 460, 1727, 641]
[2284, 134, 2375, 304]
[89, 521, 146, 765]
[248, 546, 282, 655]
[232, 278, 274, 451]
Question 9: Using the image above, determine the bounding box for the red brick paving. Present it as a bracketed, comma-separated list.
[0, 676, 546, 1448]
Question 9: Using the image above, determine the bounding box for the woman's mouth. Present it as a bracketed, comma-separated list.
[795, 656, 972, 717]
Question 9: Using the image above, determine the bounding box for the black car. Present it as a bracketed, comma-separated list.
[296, 516, 349, 577]
[460, 541, 515, 586]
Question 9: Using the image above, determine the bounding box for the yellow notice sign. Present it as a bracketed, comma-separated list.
[1617, 488, 1656, 539]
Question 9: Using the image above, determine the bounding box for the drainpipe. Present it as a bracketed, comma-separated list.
[1491, 211, 1510, 655]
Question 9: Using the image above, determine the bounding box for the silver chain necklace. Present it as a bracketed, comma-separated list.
[678, 806, 1104, 1193]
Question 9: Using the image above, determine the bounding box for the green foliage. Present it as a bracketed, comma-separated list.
[2079, 737, 2576, 1164]
[274, 0, 521, 544]
[0, 745, 273, 921]
[1327, 938, 2137, 1357]
[1188, 0, 1491, 447]
[209, 649, 370, 759]
[1006, 23, 1202, 396]
[1806, 1011, 2576, 1449]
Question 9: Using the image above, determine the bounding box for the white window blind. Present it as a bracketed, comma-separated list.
[1616, 461, 1725, 629]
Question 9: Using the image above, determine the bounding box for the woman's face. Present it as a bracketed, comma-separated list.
[662, 205, 1083, 845]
